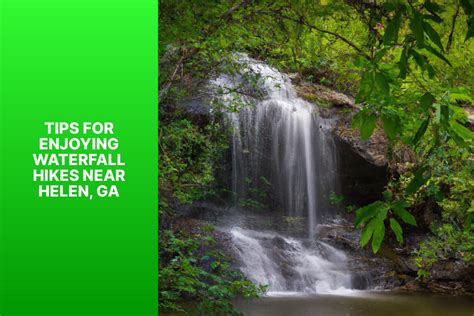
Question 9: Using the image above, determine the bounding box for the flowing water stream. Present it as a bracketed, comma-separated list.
[211, 56, 351, 294]
[207, 56, 474, 315]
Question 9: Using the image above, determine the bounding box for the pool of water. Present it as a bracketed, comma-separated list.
[235, 291, 474, 316]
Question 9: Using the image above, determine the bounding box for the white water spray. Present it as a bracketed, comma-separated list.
[211, 55, 350, 293]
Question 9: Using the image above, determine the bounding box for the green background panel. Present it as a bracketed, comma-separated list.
[1, 0, 157, 315]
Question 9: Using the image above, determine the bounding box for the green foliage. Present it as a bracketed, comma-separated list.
[160, 0, 474, 292]
[355, 195, 417, 253]
[414, 223, 474, 279]
[159, 118, 228, 205]
[159, 229, 265, 315]
[236, 176, 271, 210]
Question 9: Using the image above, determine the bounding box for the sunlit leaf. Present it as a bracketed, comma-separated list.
[355, 201, 384, 227]
[451, 121, 474, 140]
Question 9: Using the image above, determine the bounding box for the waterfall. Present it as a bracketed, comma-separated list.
[210, 55, 352, 294]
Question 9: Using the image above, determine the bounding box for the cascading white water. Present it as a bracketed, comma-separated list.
[211, 55, 351, 293]
[230, 227, 352, 293]
[212, 55, 339, 234]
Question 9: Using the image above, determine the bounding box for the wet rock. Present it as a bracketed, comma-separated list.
[294, 82, 356, 109]
[430, 260, 474, 281]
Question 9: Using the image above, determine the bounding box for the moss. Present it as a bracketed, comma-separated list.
[301, 93, 333, 108]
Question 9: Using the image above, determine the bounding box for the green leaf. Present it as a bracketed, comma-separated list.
[382, 114, 399, 140]
[424, 44, 452, 66]
[374, 48, 388, 63]
[425, 13, 443, 24]
[398, 48, 408, 79]
[460, 1, 474, 41]
[412, 118, 430, 145]
[351, 110, 365, 129]
[392, 201, 417, 226]
[356, 71, 374, 102]
[390, 218, 404, 244]
[411, 50, 426, 70]
[451, 121, 474, 140]
[423, 21, 444, 52]
[424, 0, 444, 14]
[450, 92, 474, 103]
[466, 16, 474, 41]
[419, 92, 435, 111]
[410, 13, 424, 47]
[424, 1, 444, 24]
[461, 0, 473, 15]
[384, 11, 402, 45]
[375, 72, 390, 94]
[360, 218, 377, 247]
[406, 166, 431, 195]
[372, 220, 385, 253]
[355, 201, 384, 227]
[360, 114, 377, 140]
[440, 104, 449, 126]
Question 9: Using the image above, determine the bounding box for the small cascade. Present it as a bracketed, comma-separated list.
[230, 227, 352, 294]
[211, 55, 353, 293]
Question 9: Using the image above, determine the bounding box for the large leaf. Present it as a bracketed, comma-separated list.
[424, 44, 452, 66]
[390, 218, 404, 244]
[360, 218, 377, 247]
[382, 113, 400, 140]
[460, 0, 474, 41]
[466, 16, 474, 41]
[411, 50, 426, 70]
[392, 201, 417, 226]
[351, 110, 365, 129]
[424, 0, 444, 14]
[423, 21, 444, 52]
[440, 104, 449, 126]
[410, 13, 424, 47]
[355, 201, 384, 227]
[419, 92, 435, 111]
[384, 10, 402, 45]
[406, 166, 431, 195]
[372, 220, 385, 253]
[360, 114, 377, 140]
[461, 0, 473, 15]
[398, 48, 408, 79]
[356, 71, 375, 102]
[375, 72, 390, 95]
[451, 121, 474, 140]
[412, 118, 430, 145]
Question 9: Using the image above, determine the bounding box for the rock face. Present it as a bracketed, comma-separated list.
[293, 78, 391, 170]
[295, 81, 356, 108]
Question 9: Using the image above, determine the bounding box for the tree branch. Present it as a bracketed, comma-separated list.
[446, 4, 460, 53]
[260, 9, 371, 60]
